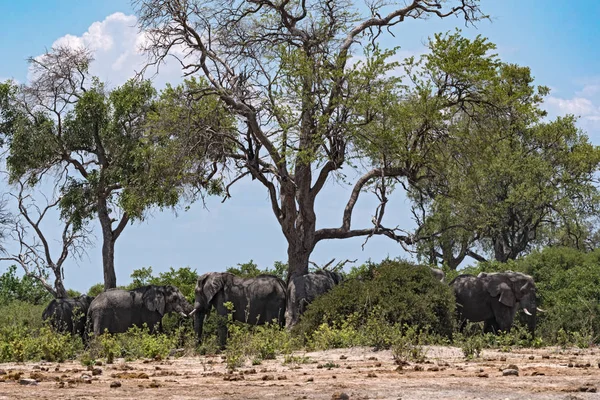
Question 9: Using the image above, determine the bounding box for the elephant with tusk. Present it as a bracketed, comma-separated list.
[451, 271, 542, 335]
[191, 272, 286, 347]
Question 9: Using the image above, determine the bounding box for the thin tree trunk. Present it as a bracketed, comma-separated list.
[97, 197, 117, 290]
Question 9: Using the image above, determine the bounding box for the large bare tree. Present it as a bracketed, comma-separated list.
[135, 0, 487, 281]
[0, 179, 91, 298]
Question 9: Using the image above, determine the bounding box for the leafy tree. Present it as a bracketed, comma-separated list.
[0, 46, 228, 290]
[409, 41, 600, 266]
[134, 0, 488, 286]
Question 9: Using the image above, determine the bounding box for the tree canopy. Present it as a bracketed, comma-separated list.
[0, 46, 230, 290]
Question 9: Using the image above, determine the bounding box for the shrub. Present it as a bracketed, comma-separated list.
[296, 259, 456, 342]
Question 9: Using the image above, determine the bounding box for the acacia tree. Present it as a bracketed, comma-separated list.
[135, 0, 489, 282]
[0, 46, 229, 290]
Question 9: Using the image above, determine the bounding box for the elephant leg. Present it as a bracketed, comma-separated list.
[216, 315, 228, 349]
[483, 319, 498, 334]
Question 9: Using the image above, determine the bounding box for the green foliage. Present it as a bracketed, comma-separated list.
[296, 259, 456, 342]
[226, 260, 287, 281]
[409, 32, 600, 266]
[126, 266, 198, 303]
[87, 283, 105, 297]
[0, 301, 82, 362]
[86, 324, 184, 362]
[0, 265, 52, 306]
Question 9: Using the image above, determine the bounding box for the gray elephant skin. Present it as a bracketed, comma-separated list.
[429, 267, 445, 282]
[190, 272, 286, 347]
[87, 285, 193, 336]
[42, 295, 94, 338]
[285, 270, 343, 329]
[450, 271, 539, 334]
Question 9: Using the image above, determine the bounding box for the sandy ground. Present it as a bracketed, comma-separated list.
[0, 346, 599, 399]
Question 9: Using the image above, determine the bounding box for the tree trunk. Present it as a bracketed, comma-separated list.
[286, 242, 312, 283]
[97, 197, 117, 290]
[53, 272, 68, 298]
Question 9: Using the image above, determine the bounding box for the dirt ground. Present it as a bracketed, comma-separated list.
[1, 346, 599, 400]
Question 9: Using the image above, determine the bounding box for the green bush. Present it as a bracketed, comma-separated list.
[0, 301, 83, 362]
[86, 324, 182, 362]
[296, 259, 456, 343]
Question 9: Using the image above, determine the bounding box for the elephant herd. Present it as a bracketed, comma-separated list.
[41, 267, 544, 347]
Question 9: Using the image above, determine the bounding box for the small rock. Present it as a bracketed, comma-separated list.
[532, 371, 545, 376]
[542, 355, 550, 359]
[306, 377, 314, 382]
[502, 369, 519, 376]
[568, 363, 574, 368]
[577, 383, 597, 393]
[529, 356, 535, 360]
[368, 357, 378, 361]
[374, 362, 382, 367]
[507, 364, 519, 370]
[245, 368, 257, 374]
[110, 381, 122, 388]
[261, 375, 275, 381]
[277, 375, 287, 380]
[428, 366, 439, 372]
[149, 380, 161, 388]
[339, 355, 347, 360]
[56, 381, 65, 388]
[346, 366, 352, 369]
[414, 365, 423, 371]
[32, 365, 41, 370]
[331, 392, 350, 400]
[92, 368, 102, 376]
[499, 356, 507, 361]
[19, 379, 38, 386]
[0, 369, 5, 375]
[367, 372, 377, 378]
[95, 361, 103, 366]
[477, 373, 489, 378]
[168, 348, 184, 357]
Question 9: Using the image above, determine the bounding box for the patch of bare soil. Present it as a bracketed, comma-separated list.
[1, 346, 599, 399]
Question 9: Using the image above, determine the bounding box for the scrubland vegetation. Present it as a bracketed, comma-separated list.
[1, 248, 600, 368]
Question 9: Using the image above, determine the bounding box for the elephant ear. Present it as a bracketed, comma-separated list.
[143, 287, 166, 315]
[203, 273, 225, 304]
[488, 281, 516, 307]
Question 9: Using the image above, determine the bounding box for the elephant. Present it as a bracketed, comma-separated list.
[429, 267, 445, 282]
[42, 295, 94, 338]
[285, 269, 343, 329]
[86, 285, 193, 337]
[189, 272, 286, 347]
[450, 271, 542, 334]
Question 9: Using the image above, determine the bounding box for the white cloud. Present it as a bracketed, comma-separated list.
[545, 96, 597, 116]
[544, 89, 600, 144]
[45, 12, 185, 89]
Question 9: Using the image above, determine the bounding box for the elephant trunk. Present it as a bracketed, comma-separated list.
[194, 310, 205, 345]
[521, 298, 537, 336]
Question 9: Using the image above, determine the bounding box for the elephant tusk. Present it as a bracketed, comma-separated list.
[179, 312, 188, 318]
[536, 307, 546, 313]
[188, 309, 197, 317]
[523, 308, 532, 316]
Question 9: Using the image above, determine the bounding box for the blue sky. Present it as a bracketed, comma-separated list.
[1, 1, 599, 293]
